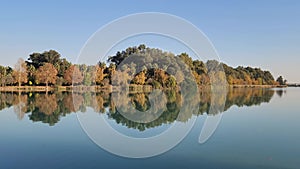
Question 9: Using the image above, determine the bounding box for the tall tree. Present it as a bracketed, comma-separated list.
[0, 66, 7, 87]
[95, 65, 107, 85]
[27, 64, 36, 85]
[12, 58, 28, 87]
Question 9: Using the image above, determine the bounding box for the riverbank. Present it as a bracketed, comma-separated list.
[0, 84, 288, 93]
[0, 86, 113, 93]
[287, 83, 300, 87]
[230, 84, 287, 88]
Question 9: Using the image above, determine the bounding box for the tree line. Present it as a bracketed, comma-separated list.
[0, 45, 285, 88]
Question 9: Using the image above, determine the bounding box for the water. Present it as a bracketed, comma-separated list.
[0, 87, 299, 169]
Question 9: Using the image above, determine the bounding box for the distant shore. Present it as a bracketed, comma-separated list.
[230, 84, 287, 88]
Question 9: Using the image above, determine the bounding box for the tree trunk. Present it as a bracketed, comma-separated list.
[18, 72, 21, 89]
[46, 82, 48, 94]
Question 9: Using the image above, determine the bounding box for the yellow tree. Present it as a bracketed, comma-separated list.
[132, 71, 146, 85]
[227, 75, 234, 85]
[12, 58, 28, 87]
[95, 65, 107, 85]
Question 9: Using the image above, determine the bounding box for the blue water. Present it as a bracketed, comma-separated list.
[0, 88, 299, 169]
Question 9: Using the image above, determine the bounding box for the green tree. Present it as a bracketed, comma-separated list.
[95, 65, 107, 85]
[56, 58, 71, 78]
[165, 75, 177, 88]
[178, 53, 193, 68]
[0, 66, 9, 87]
[276, 76, 286, 85]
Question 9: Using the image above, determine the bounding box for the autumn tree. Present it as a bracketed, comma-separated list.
[64, 65, 83, 86]
[95, 65, 107, 85]
[132, 71, 146, 85]
[178, 53, 193, 68]
[154, 69, 168, 87]
[12, 58, 28, 87]
[35, 63, 58, 88]
[27, 50, 71, 84]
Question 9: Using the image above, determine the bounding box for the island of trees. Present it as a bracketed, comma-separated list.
[0, 44, 286, 91]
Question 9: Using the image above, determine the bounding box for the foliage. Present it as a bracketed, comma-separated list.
[35, 63, 58, 87]
[64, 65, 84, 85]
[276, 76, 287, 85]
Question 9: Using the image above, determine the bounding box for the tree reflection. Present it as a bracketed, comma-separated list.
[13, 93, 28, 120]
[0, 87, 276, 128]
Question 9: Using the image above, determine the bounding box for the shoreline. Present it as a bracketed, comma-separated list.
[0, 86, 113, 93]
[0, 84, 289, 93]
[229, 84, 287, 88]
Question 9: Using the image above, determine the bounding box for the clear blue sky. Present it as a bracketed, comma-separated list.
[0, 0, 299, 82]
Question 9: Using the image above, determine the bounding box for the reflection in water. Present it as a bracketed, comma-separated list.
[0, 88, 275, 128]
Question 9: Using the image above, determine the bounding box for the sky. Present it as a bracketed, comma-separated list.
[0, 0, 299, 82]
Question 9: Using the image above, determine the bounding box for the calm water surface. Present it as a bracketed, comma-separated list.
[0, 88, 299, 169]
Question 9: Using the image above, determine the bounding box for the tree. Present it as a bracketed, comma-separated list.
[108, 45, 146, 66]
[165, 75, 177, 88]
[12, 58, 28, 87]
[193, 60, 207, 74]
[35, 63, 58, 88]
[64, 65, 83, 85]
[27, 64, 36, 85]
[43, 50, 61, 66]
[132, 71, 146, 85]
[138, 44, 146, 51]
[154, 69, 168, 87]
[178, 53, 193, 68]
[28, 52, 43, 68]
[276, 76, 286, 85]
[56, 58, 71, 78]
[5, 74, 14, 86]
[95, 65, 107, 85]
[0, 66, 8, 87]
[28, 50, 61, 68]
